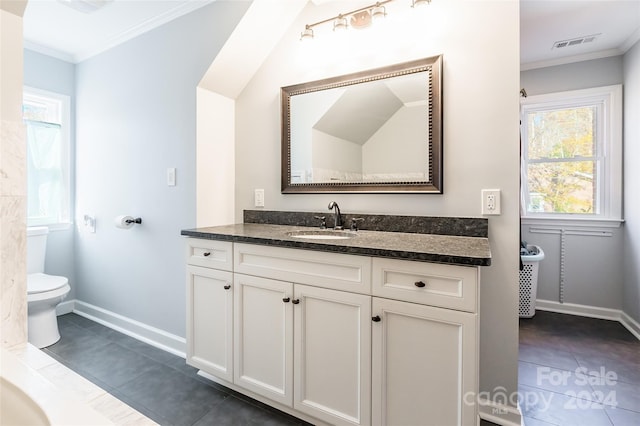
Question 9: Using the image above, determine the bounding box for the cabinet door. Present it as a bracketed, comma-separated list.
[186, 265, 233, 382]
[294, 284, 372, 426]
[234, 273, 294, 407]
[372, 298, 477, 426]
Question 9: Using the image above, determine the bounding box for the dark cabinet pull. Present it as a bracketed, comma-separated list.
[203, 252, 211, 257]
[283, 297, 290, 303]
[292, 299, 300, 304]
[372, 315, 381, 322]
[414, 281, 426, 288]
[223, 284, 231, 290]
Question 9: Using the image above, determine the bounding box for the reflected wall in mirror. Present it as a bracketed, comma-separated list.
[281, 55, 442, 193]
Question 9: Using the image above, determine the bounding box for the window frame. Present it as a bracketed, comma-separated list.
[520, 85, 622, 226]
[23, 86, 72, 229]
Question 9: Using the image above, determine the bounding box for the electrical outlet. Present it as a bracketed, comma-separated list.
[254, 189, 265, 207]
[482, 189, 501, 215]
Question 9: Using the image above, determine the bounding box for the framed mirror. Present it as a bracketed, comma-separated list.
[281, 55, 442, 193]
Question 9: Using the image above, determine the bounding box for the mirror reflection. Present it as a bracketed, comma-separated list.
[281, 56, 442, 193]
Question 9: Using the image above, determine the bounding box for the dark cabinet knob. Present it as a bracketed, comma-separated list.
[203, 252, 211, 257]
[372, 315, 381, 322]
[292, 299, 300, 304]
[223, 284, 231, 290]
[283, 297, 290, 303]
[414, 281, 426, 288]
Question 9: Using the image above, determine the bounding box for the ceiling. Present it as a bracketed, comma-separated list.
[22, 0, 640, 67]
[23, 0, 215, 63]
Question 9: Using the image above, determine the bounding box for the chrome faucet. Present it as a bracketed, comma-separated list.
[327, 201, 343, 230]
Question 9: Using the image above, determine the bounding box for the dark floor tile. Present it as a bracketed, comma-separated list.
[605, 407, 640, 426]
[590, 380, 640, 413]
[522, 416, 557, 426]
[117, 363, 230, 426]
[519, 342, 581, 371]
[518, 384, 613, 426]
[68, 341, 164, 388]
[45, 322, 111, 359]
[194, 395, 302, 426]
[518, 361, 598, 401]
[573, 352, 640, 386]
[63, 312, 102, 329]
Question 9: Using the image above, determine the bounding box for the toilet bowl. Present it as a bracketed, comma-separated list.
[27, 227, 70, 348]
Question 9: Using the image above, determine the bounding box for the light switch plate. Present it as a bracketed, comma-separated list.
[254, 189, 265, 207]
[167, 168, 176, 186]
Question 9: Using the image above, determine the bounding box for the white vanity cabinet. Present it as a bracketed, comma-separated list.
[233, 273, 372, 426]
[371, 257, 479, 426]
[233, 273, 293, 406]
[234, 244, 372, 426]
[185, 237, 480, 426]
[185, 239, 234, 382]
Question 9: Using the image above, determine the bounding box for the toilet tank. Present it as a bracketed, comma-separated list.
[27, 227, 49, 274]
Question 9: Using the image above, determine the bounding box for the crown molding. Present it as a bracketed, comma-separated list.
[520, 48, 623, 71]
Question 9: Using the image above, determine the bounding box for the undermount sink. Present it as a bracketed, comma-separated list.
[287, 230, 358, 240]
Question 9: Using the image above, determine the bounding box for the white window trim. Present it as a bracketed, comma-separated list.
[24, 86, 72, 229]
[520, 84, 622, 223]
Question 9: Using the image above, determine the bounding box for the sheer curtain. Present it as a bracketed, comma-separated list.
[25, 120, 63, 224]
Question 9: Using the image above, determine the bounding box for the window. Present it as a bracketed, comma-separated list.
[520, 85, 622, 223]
[23, 88, 71, 227]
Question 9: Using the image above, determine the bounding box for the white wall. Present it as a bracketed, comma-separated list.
[74, 1, 250, 337]
[520, 56, 625, 311]
[234, 0, 520, 416]
[23, 49, 77, 300]
[623, 40, 640, 323]
[362, 105, 427, 175]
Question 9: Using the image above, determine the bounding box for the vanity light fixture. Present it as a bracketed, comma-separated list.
[300, 0, 430, 41]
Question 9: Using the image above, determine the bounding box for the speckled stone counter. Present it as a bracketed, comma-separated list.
[181, 221, 491, 267]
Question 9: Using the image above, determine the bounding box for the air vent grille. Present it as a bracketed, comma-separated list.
[552, 34, 600, 49]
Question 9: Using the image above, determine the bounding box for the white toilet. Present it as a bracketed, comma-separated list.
[27, 226, 70, 348]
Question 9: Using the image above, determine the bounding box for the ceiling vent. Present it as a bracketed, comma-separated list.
[552, 34, 600, 50]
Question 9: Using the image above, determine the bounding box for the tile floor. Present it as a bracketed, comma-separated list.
[519, 311, 640, 426]
[44, 313, 310, 426]
[43, 311, 638, 426]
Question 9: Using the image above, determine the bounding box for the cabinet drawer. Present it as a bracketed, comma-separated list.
[372, 258, 478, 312]
[186, 238, 233, 271]
[234, 243, 372, 294]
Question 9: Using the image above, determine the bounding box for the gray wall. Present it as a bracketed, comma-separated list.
[520, 56, 625, 311]
[23, 50, 77, 300]
[74, 1, 250, 337]
[623, 40, 640, 323]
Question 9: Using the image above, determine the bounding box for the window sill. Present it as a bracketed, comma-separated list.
[27, 222, 73, 232]
[521, 217, 623, 229]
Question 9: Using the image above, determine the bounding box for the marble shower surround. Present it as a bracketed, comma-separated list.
[1, 120, 27, 348]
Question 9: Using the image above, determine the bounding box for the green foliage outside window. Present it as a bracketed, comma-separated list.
[525, 106, 598, 215]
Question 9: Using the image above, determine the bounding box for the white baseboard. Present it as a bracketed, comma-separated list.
[56, 300, 75, 315]
[620, 311, 640, 341]
[478, 397, 522, 426]
[535, 299, 640, 340]
[59, 299, 186, 358]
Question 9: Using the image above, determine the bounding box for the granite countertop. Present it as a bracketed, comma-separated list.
[181, 223, 491, 266]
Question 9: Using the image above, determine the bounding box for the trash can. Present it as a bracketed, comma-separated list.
[519, 244, 545, 318]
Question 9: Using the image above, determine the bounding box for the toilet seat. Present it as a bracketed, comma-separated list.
[28, 273, 69, 294]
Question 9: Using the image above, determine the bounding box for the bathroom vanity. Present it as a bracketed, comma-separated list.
[181, 211, 490, 426]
